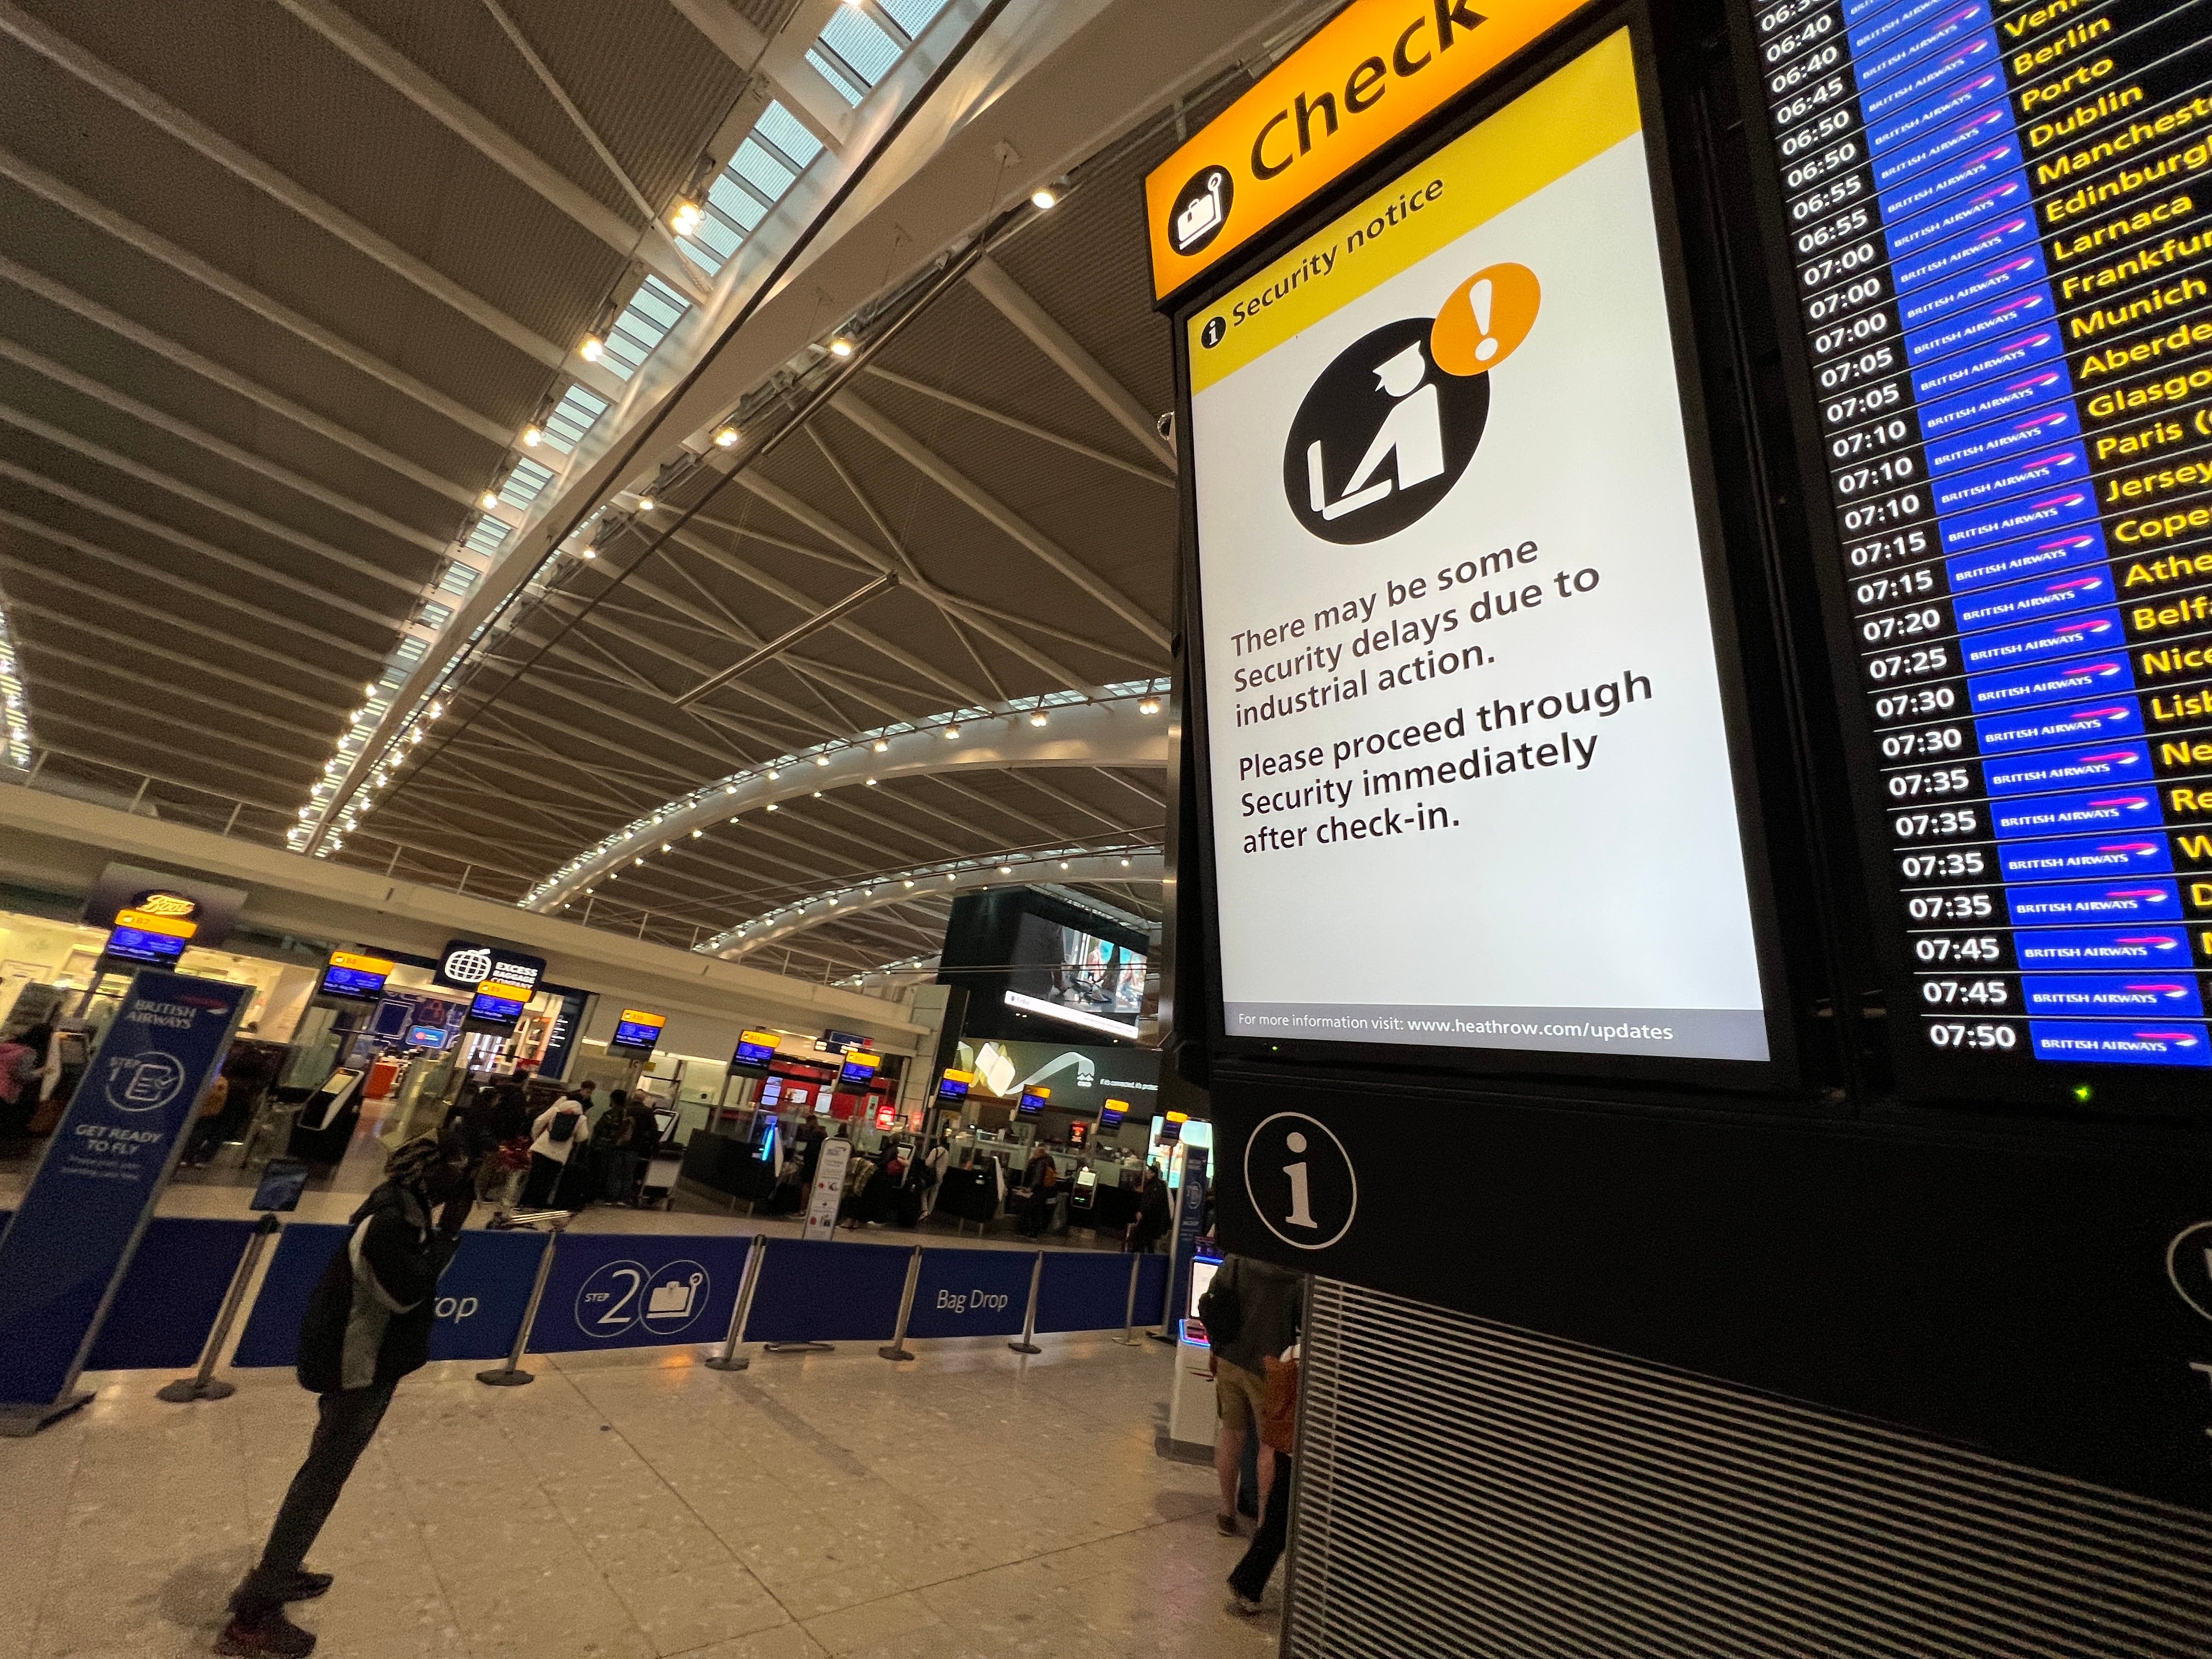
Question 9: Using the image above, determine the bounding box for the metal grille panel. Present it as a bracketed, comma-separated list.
[1288, 1280, 2212, 1658]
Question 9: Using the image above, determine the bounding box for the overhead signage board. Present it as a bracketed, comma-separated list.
[936, 1068, 973, 1101]
[319, 950, 394, 1002]
[838, 1049, 882, 1086]
[1185, 30, 1777, 1066]
[80, 863, 246, 949]
[1144, 0, 1590, 301]
[1741, 0, 2212, 1103]
[467, 981, 532, 1026]
[435, 940, 545, 998]
[732, 1029, 779, 1071]
[102, 908, 195, 967]
[607, 1009, 666, 1056]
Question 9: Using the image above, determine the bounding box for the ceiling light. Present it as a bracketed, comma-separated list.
[767, 769, 780, 780]
[1139, 698, 1160, 714]
[1029, 712, 1048, 726]
[865, 777, 877, 787]
[479, 490, 500, 511]
[670, 197, 702, 236]
[904, 880, 914, 888]
[579, 334, 605, 363]
[999, 866, 1012, 875]
[713, 425, 740, 449]
[944, 726, 960, 740]
[691, 828, 702, 838]
[1060, 861, 1070, 870]
[828, 334, 854, 358]
[1030, 187, 1059, 210]
[636, 495, 656, 512]
[873, 740, 888, 753]
[633, 857, 643, 866]
[812, 790, 822, 798]
[521, 425, 544, 447]
[661, 844, 673, 854]
[816, 756, 830, 766]
[579, 546, 596, 559]
[1121, 857, 1131, 866]
[766, 803, 778, 812]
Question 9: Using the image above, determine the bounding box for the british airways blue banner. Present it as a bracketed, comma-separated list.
[0, 972, 246, 1415]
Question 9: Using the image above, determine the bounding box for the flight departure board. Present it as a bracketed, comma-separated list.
[1749, 0, 2212, 1086]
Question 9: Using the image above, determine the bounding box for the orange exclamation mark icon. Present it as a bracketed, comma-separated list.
[1431, 263, 1539, 377]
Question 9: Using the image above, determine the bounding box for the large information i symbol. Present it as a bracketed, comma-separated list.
[1284, 1132, 1317, 1229]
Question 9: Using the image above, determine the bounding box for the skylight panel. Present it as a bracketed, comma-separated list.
[499, 456, 555, 510]
[601, 275, 691, 381]
[709, 171, 769, 229]
[462, 515, 511, 560]
[806, 46, 866, 105]
[538, 384, 610, 455]
[732, 136, 796, 202]
[754, 101, 821, 170]
[819, 6, 900, 86]
[880, 0, 950, 37]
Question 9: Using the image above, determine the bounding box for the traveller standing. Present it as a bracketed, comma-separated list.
[918, 1135, 950, 1220]
[1130, 1164, 1170, 1252]
[1018, 1144, 1059, 1238]
[1226, 1341, 1300, 1618]
[520, 1091, 588, 1207]
[1201, 1254, 1303, 1537]
[0, 1020, 51, 1141]
[217, 1135, 471, 1656]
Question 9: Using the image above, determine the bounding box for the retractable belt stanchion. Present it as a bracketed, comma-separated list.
[476, 1210, 568, 1387]
[879, 1245, 923, 1362]
[1113, 1252, 1143, 1347]
[157, 1212, 280, 1404]
[1007, 1251, 1043, 1356]
[706, 1235, 767, 1373]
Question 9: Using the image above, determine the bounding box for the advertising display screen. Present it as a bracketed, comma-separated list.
[732, 1030, 778, 1070]
[407, 1024, 448, 1049]
[319, 951, 393, 1002]
[608, 1009, 666, 1056]
[103, 907, 194, 966]
[1186, 31, 1774, 1064]
[1000, 915, 1146, 1038]
[1746, 0, 2212, 1090]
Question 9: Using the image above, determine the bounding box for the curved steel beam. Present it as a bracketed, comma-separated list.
[521, 680, 1169, 911]
[699, 848, 1164, 960]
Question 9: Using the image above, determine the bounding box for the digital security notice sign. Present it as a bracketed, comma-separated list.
[1188, 31, 1774, 1064]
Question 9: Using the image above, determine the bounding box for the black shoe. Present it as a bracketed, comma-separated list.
[280, 1571, 332, 1602]
[213, 1610, 316, 1656]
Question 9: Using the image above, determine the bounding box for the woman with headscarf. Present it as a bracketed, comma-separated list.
[0, 1020, 52, 1139]
[218, 1134, 472, 1657]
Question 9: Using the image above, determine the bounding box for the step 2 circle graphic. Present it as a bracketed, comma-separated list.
[574, 1257, 712, 1339]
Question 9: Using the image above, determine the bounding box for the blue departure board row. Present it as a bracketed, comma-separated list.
[1753, 0, 2212, 1070]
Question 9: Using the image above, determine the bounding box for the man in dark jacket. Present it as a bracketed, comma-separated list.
[217, 1135, 471, 1657]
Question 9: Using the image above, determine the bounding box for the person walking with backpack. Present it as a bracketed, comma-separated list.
[519, 1091, 588, 1208]
[1226, 1341, 1300, 1619]
[217, 1135, 472, 1656]
[1198, 1254, 1303, 1538]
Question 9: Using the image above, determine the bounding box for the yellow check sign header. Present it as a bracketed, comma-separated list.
[1144, 0, 1588, 301]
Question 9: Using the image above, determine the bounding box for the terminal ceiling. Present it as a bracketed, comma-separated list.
[0, 0, 1312, 981]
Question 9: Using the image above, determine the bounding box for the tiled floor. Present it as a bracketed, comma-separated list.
[0, 1332, 1280, 1659]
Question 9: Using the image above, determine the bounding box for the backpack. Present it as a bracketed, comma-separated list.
[1198, 1260, 1244, 1348]
[548, 1107, 578, 1143]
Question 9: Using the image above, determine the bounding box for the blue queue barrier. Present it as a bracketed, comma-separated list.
[232, 1223, 548, 1367]
[906, 1247, 1035, 1339]
[743, 1239, 908, 1344]
[1036, 1249, 1168, 1334]
[0, 1214, 259, 1373]
[529, 1232, 751, 1353]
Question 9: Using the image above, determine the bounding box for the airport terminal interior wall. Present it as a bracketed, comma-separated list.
[1285, 1279, 2212, 1657]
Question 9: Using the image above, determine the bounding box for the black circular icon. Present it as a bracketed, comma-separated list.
[1200, 315, 1227, 349]
[1170, 165, 1233, 257]
[1283, 317, 1489, 546]
[1244, 1111, 1357, 1251]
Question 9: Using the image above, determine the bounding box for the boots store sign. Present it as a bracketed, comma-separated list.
[434, 940, 545, 998]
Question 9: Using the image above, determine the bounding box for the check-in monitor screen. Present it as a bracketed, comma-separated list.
[1187, 31, 1771, 1064]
